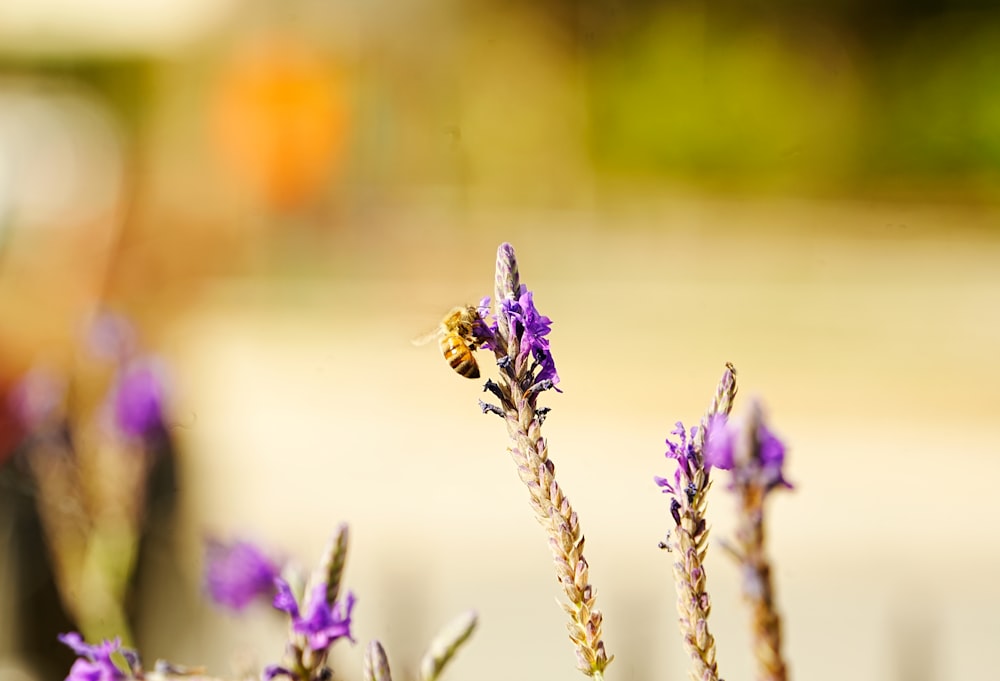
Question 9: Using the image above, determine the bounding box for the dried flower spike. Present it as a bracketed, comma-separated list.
[419, 610, 478, 681]
[363, 641, 393, 681]
[704, 400, 792, 681]
[320, 524, 350, 607]
[476, 243, 610, 678]
[655, 363, 737, 681]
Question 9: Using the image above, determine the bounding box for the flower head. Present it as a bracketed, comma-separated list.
[58, 632, 137, 681]
[112, 358, 167, 439]
[703, 406, 792, 493]
[204, 538, 281, 611]
[273, 579, 356, 651]
[481, 284, 560, 391]
[654, 422, 702, 495]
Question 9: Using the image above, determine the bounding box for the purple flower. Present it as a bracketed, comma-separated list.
[273, 579, 356, 651]
[654, 422, 701, 494]
[112, 358, 167, 439]
[481, 286, 561, 390]
[58, 632, 135, 681]
[703, 411, 792, 492]
[204, 539, 280, 611]
[755, 421, 792, 491]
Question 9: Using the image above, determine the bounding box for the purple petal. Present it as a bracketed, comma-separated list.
[703, 415, 734, 471]
[293, 586, 355, 651]
[272, 578, 300, 618]
[59, 634, 126, 681]
[653, 475, 676, 494]
[263, 665, 297, 681]
[204, 539, 280, 611]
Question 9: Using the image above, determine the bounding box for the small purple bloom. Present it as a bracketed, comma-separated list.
[272, 578, 300, 617]
[483, 285, 560, 390]
[756, 421, 792, 491]
[58, 633, 133, 681]
[113, 358, 167, 439]
[703, 411, 792, 492]
[656, 422, 697, 495]
[509, 289, 552, 360]
[204, 539, 280, 611]
[273, 579, 356, 651]
[653, 474, 677, 495]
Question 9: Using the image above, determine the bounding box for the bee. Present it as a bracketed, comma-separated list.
[414, 305, 483, 379]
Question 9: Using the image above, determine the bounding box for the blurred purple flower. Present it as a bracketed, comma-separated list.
[702, 415, 734, 470]
[112, 358, 167, 439]
[204, 539, 280, 611]
[703, 412, 792, 492]
[58, 632, 136, 681]
[273, 579, 356, 651]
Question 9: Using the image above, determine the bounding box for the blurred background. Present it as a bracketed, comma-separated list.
[1, 0, 999, 680]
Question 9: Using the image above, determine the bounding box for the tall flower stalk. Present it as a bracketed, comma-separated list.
[656, 363, 737, 681]
[476, 243, 612, 679]
[265, 526, 356, 681]
[705, 401, 792, 681]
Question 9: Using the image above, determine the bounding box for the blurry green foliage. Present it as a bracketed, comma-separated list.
[583, 5, 1000, 197]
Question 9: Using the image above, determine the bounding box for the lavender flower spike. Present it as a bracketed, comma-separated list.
[363, 641, 393, 681]
[705, 399, 792, 681]
[479, 243, 610, 678]
[658, 363, 737, 681]
[266, 528, 357, 681]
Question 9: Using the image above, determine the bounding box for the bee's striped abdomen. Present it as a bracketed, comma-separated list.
[440, 334, 480, 379]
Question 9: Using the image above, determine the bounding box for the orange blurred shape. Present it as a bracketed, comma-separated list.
[209, 36, 349, 211]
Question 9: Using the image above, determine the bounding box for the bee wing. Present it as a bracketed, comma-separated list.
[411, 326, 442, 346]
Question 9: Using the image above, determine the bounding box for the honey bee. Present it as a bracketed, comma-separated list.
[414, 305, 483, 379]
